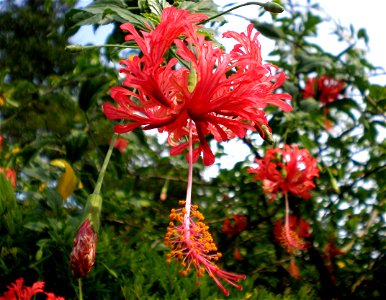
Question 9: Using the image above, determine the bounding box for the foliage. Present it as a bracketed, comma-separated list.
[0, 0, 385, 299]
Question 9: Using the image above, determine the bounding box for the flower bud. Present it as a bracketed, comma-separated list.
[69, 218, 97, 278]
[261, 125, 274, 144]
[263, 2, 284, 14]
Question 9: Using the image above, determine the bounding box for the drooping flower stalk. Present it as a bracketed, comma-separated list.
[283, 192, 308, 252]
[70, 134, 119, 280]
[183, 119, 194, 242]
[165, 120, 246, 296]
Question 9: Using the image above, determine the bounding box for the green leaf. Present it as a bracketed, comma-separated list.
[357, 28, 369, 45]
[146, 0, 171, 15]
[24, 221, 49, 232]
[65, 0, 149, 36]
[297, 52, 333, 73]
[252, 22, 285, 39]
[369, 84, 386, 100]
[0, 173, 19, 234]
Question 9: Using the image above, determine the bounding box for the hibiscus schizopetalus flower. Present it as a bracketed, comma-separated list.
[249, 145, 318, 279]
[103, 6, 292, 166]
[69, 218, 97, 278]
[113, 137, 128, 153]
[248, 145, 319, 201]
[273, 216, 311, 280]
[273, 215, 311, 253]
[303, 75, 345, 105]
[165, 201, 246, 296]
[0, 277, 64, 300]
[222, 215, 248, 237]
[0, 167, 16, 189]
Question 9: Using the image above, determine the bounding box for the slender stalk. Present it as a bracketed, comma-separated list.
[199, 2, 263, 24]
[93, 133, 118, 195]
[78, 278, 83, 300]
[284, 192, 291, 242]
[184, 120, 194, 242]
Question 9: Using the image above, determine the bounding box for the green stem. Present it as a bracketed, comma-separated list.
[78, 278, 83, 300]
[65, 44, 138, 53]
[198, 1, 281, 24]
[84, 44, 134, 49]
[93, 133, 118, 195]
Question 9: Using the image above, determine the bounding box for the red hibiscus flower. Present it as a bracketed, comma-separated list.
[248, 145, 319, 201]
[274, 215, 311, 253]
[249, 146, 318, 280]
[113, 137, 128, 153]
[0, 167, 17, 189]
[222, 215, 248, 237]
[303, 75, 345, 105]
[0, 278, 64, 300]
[103, 7, 292, 166]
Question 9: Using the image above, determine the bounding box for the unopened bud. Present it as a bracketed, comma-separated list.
[70, 219, 97, 278]
[65, 45, 84, 53]
[263, 2, 284, 13]
[261, 125, 274, 144]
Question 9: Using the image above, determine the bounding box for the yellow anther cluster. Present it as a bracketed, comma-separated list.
[164, 201, 222, 276]
[279, 226, 308, 253]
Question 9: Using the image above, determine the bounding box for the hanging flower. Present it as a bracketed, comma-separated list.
[248, 145, 319, 201]
[0, 277, 64, 300]
[0, 167, 17, 189]
[69, 218, 97, 278]
[164, 201, 246, 296]
[113, 137, 128, 153]
[273, 215, 311, 253]
[222, 215, 248, 237]
[323, 237, 345, 282]
[273, 216, 311, 281]
[249, 146, 318, 280]
[303, 75, 345, 105]
[103, 7, 292, 166]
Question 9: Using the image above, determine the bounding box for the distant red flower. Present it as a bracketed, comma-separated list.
[0, 277, 64, 300]
[165, 201, 246, 296]
[103, 7, 292, 166]
[222, 215, 248, 237]
[113, 137, 128, 153]
[274, 216, 311, 253]
[0, 167, 17, 189]
[248, 145, 319, 201]
[0, 134, 3, 149]
[233, 247, 243, 261]
[324, 237, 345, 282]
[70, 219, 97, 278]
[303, 75, 345, 105]
[289, 257, 300, 281]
